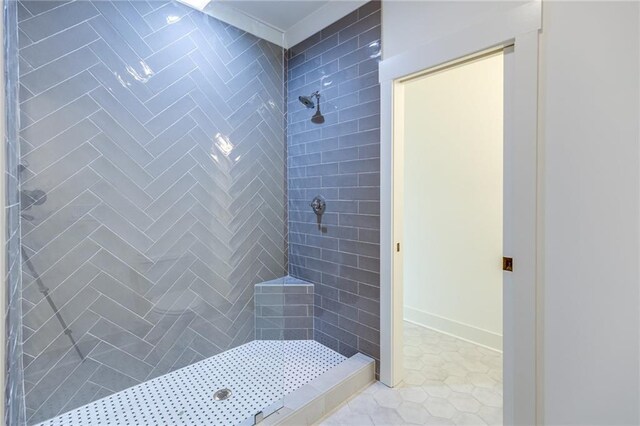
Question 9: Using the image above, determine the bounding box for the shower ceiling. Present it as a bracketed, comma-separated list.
[198, 0, 368, 47]
[177, 0, 211, 11]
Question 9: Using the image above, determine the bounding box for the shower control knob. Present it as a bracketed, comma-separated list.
[310, 196, 326, 216]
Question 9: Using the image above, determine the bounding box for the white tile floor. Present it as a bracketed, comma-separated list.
[320, 322, 503, 425]
[38, 340, 346, 426]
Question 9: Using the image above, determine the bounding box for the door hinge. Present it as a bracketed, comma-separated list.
[396, 242, 400, 252]
[503, 257, 513, 272]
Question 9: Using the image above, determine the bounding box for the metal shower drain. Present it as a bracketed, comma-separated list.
[213, 388, 232, 401]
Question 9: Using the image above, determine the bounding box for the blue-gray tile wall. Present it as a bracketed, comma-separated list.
[255, 277, 314, 340]
[286, 2, 381, 371]
[17, 1, 286, 423]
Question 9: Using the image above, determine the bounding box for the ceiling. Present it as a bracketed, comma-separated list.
[221, 1, 330, 31]
[202, 0, 368, 48]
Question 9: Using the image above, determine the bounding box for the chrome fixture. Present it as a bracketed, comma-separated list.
[310, 195, 327, 231]
[298, 91, 319, 108]
[299, 91, 325, 124]
[310, 195, 326, 216]
[213, 388, 232, 401]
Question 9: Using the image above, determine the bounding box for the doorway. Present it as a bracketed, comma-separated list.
[378, 5, 540, 424]
[402, 50, 504, 352]
[397, 49, 506, 423]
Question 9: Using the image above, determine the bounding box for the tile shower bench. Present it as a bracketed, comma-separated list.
[255, 276, 314, 340]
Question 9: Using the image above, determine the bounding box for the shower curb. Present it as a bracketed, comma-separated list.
[262, 353, 375, 425]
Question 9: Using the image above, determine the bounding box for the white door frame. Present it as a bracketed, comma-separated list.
[379, 2, 542, 425]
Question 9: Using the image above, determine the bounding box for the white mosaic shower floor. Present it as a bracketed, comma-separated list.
[38, 340, 346, 426]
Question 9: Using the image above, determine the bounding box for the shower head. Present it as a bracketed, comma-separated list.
[299, 91, 325, 124]
[298, 93, 316, 109]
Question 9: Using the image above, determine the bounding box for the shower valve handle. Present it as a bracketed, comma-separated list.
[310, 196, 326, 216]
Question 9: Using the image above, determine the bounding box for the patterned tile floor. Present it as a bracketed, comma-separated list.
[38, 340, 346, 426]
[320, 322, 503, 425]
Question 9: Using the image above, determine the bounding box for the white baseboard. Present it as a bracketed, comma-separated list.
[404, 306, 503, 352]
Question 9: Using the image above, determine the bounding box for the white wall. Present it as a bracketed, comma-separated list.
[382, 1, 525, 59]
[383, 0, 640, 423]
[540, 2, 640, 424]
[402, 52, 504, 351]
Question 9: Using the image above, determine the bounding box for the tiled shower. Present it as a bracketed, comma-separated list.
[287, 3, 381, 362]
[4, 0, 381, 424]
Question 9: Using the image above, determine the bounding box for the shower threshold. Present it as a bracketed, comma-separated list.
[37, 340, 346, 426]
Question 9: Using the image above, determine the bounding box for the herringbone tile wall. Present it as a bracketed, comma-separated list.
[17, 1, 286, 423]
[286, 1, 381, 373]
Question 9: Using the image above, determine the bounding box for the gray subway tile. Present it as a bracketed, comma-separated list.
[358, 1, 381, 20]
[20, 1, 68, 18]
[339, 213, 379, 230]
[20, 1, 98, 42]
[87, 39, 153, 102]
[92, 1, 152, 58]
[339, 186, 378, 201]
[322, 119, 358, 138]
[89, 86, 153, 145]
[25, 213, 99, 275]
[22, 239, 100, 305]
[359, 282, 380, 300]
[145, 14, 196, 52]
[359, 24, 381, 48]
[22, 261, 99, 331]
[145, 95, 196, 136]
[338, 9, 381, 43]
[91, 342, 153, 382]
[90, 156, 153, 207]
[90, 110, 154, 166]
[339, 158, 379, 174]
[89, 272, 152, 317]
[339, 315, 379, 344]
[88, 64, 153, 122]
[321, 249, 358, 268]
[358, 172, 380, 187]
[305, 33, 338, 60]
[20, 22, 99, 68]
[88, 318, 153, 360]
[322, 37, 359, 65]
[88, 364, 138, 394]
[341, 265, 379, 286]
[20, 95, 99, 150]
[358, 336, 380, 361]
[89, 133, 153, 188]
[359, 58, 379, 76]
[358, 228, 380, 244]
[89, 180, 153, 231]
[23, 119, 99, 174]
[21, 71, 99, 122]
[22, 190, 100, 252]
[21, 46, 98, 95]
[89, 295, 153, 339]
[284, 293, 314, 305]
[339, 290, 379, 315]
